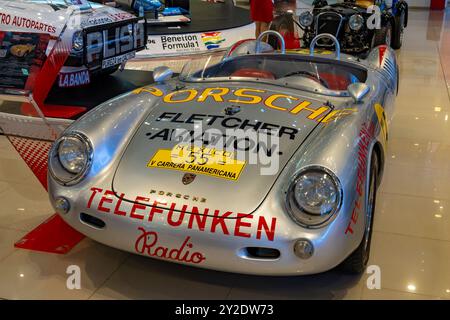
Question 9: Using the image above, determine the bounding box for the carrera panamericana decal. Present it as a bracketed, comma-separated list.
[87, 187, 277, 241]
[147, 144, 246, 181]
[135, 227, 206, 264]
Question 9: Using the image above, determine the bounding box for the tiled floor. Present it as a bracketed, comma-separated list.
[1, 8, 450, 299]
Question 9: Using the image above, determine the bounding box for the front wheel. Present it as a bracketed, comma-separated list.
[340, 152, 379, 274]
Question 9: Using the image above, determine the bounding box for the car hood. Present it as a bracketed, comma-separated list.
[112, 84, 332, 216]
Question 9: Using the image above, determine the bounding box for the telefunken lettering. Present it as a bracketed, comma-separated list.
[87, 187, 277, 241]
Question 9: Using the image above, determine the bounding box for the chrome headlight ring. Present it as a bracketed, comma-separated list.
[72, 31, 84, 52]
[349, 14, 364, 31]
[49, 132, 93, 186]
[299, 11, 314, 28]
[286, 166, 343, 229]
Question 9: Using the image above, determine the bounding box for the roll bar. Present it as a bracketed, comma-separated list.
[309, 33, 341, 60]
[255, 30, 286, 54]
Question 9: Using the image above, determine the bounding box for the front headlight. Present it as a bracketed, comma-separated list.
[299, 11, 314, 28]
[286, 167, 342, 228]
[349, 14, 364, 31]
[72, 31, 84, 51]
[49, 132, 93, 186]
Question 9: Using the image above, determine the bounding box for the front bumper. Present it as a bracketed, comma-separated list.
[49, 184, 362, 276]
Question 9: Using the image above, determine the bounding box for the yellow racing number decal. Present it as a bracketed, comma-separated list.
[374, 103, 388, 140]
[147, 145, 246, 181]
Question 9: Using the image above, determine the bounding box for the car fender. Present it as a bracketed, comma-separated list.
[53, 84, 172, 187]
[273, 87, 387, 259]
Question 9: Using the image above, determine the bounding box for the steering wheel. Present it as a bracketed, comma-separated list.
[283, 70, 329, 87]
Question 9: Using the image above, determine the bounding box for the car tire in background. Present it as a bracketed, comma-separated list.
[372, 21, 392, 48]
[340, 151, 379, 274]
[391, 12, 405, 50]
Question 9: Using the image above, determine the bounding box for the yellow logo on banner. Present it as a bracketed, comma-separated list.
[147, 145, 246, 181]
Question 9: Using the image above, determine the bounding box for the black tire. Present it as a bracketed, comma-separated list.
[391, 13, 405, 50]
[340, 152, 379, 274]
[396, 64, 399, 96]
[372, 21, 392, 48]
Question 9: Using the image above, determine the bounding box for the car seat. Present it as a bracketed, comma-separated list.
[231, 68, 276, 79]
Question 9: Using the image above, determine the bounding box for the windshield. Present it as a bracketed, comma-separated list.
[180, 54, 367, 93]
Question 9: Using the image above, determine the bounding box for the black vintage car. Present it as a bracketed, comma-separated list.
[296, 0, 408, 55]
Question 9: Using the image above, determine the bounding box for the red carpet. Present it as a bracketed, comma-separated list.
[15, 214, 85, 254]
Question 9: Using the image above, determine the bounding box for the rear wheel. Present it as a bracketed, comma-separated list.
[391, 12, 405, 49]
[372, 21, 392, 48]
[340, 152, 379, 274]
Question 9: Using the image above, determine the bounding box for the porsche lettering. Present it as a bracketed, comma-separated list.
[147, 144, 246, 181]
[149, 189, 207, 203]
[136, 86, 333, 120]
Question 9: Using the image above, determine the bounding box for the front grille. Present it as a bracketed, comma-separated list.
[315, 12, 343, 46]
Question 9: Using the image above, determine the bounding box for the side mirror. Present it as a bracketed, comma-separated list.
[348, 83, 370, 103]
[153, 66, 173, 83]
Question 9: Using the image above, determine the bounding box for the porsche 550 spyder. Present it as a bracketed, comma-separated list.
[0, 0, 147, 88]
[47, 31, 398, 275]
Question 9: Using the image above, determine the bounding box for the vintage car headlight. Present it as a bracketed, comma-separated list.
[349, 14, 364, 31]
[299, 11, 314, 28]
[49, 132, 93, 186]
[286, 167, 342, 228]
[72, 31, 84, 51]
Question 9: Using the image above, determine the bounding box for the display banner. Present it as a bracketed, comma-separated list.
[0, 31, 50, 92]
[138, 23, 255, 57]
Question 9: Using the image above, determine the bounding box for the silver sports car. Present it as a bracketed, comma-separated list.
[47, 32, 398, 275]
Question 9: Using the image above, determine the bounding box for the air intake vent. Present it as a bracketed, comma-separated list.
[80, 213, 106, 229]
[378, 52, 397, 91]
[240, 247, 281, 260]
